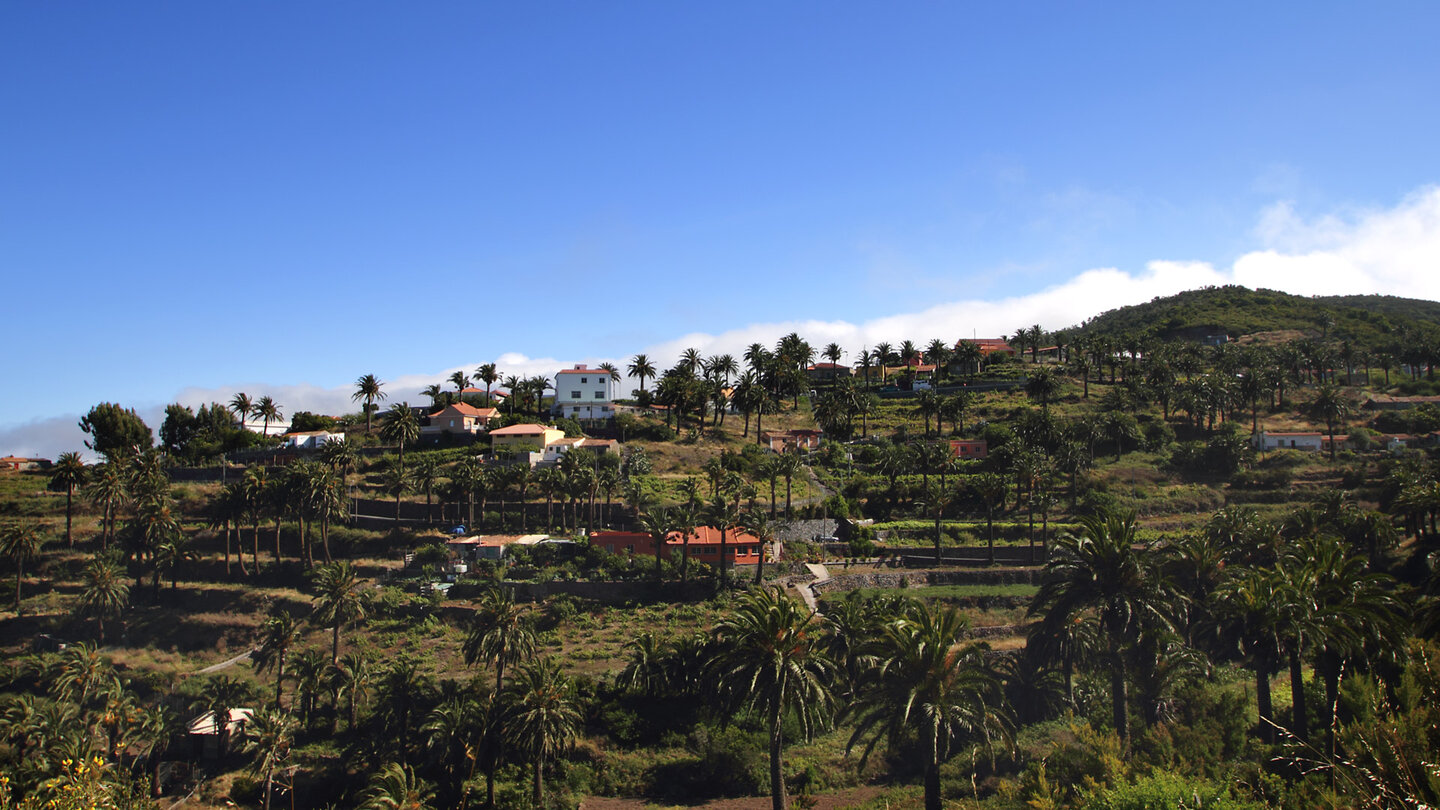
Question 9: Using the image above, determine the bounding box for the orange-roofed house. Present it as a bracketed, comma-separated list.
[954, 338, 1016, 374]
[424, 403, 500, 437]
[591, 531, 664, 558]
[0, 456, 50, 472]
[806, 362, 853, 383]
[667, 525, 768, 567]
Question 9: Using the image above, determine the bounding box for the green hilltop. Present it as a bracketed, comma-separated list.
[1075, 285, 1440, 345]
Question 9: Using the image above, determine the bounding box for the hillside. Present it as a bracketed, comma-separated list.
[1075, 285, 1440, 345]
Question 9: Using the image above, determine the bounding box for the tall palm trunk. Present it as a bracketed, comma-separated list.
[1288, 648, 1308, 743]
[532, 750, 546, 809]
[769, 698, 787, 810]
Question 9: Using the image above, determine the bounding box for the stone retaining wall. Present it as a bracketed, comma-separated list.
[813, 567, 1040, 595]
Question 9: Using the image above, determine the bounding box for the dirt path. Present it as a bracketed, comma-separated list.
[194, 648, 256, 674]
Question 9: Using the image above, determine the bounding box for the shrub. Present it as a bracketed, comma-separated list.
[1081, 770, 1265, 810]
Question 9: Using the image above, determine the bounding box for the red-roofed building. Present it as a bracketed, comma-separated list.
[806, 362, 853, 382]
[957, 338, 1016, 356]
[593, 526, 772, 566]
[424, 403, 500, 436]
[553, 364, 617, 422]
[667, 525, 766, 566]
[0, 456, 49, 472]
[591, 531, 663, 558]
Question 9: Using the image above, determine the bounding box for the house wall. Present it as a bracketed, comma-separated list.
[1257, 433, 1323, 451]
[554, 368, 615, 409]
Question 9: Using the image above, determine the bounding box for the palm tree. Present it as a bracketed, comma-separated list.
[1311, 381, 1350, 461]
[353, 374, 387, 434]
[706, 495, 741, 591]
[475, 363, 500, 403]
[1029, 509, 1171, 744]
[0, 522, 44, 614]
[195, 674, 254, 760]
[1212, 566, 1288, 744]
[743, 508, 776, 586]
[464, 589, 537, 807]
[638, 508, 676, 582]
[230, 392, 255, 430]
[332, 651, 373, 732]
[50, 451, 87, 547]
[777, 452, 804, 519]
[76, 556, 128, 644]
[1025, 366, 1062, 411]
[310, 561, 367, 665]
[254, 396, 283, 436]
[422, 689, 494, 809]
[86, 462, 129, 550]
[360, 761, 435, 810]
[243, 708, 296, 810]
[449, 370, 471, 402]
[846, 601, 1012, 810]
[710, 587, 835, 810]
[380, 403, 421, 474]
[463, 588, 537, 693]
[411, 456, 442, 525]
[253, 608, 302, 710]
[968, 473, 1008, 565]
[628, 354, 657, 393]
[503, 658, 582, 810]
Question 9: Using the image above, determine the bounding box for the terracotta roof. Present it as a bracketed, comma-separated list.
[807, 363, 848, 370]
[490, 423, 553, 435]
[1264, 432, 1323, 437]
[666, 525, 762, 546]
[448, 403, 499, 417]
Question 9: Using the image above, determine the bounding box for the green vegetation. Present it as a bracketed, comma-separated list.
[4, 289, 1440, 809]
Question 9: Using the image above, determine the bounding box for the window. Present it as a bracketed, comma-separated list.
[594, 391, 604, 399]
[570, 391, 581, 399]
[580, 377, 588, 383]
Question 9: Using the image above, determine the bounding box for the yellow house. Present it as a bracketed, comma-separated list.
[489, 423, 565, 454]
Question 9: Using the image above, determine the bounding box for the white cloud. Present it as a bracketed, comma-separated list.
[10, 186, 1440, 463]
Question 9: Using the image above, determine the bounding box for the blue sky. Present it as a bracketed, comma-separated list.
[5, 2, 1440, 458]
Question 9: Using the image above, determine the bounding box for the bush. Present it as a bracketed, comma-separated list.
[1081, 770, 1265, 810]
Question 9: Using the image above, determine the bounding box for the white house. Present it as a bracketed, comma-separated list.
[281, 430, 346, 450]
[552, 365, 616, 422]
[1254, 431, 1324, 452]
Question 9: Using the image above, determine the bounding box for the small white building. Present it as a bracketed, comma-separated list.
[1254, 431, 1324, 452]
[553, 364, 616, 422]
[281, 430, 346, 450]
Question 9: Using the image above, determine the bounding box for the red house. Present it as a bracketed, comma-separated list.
[949, 439, 988, 460]
[667, 525, 765, 566]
